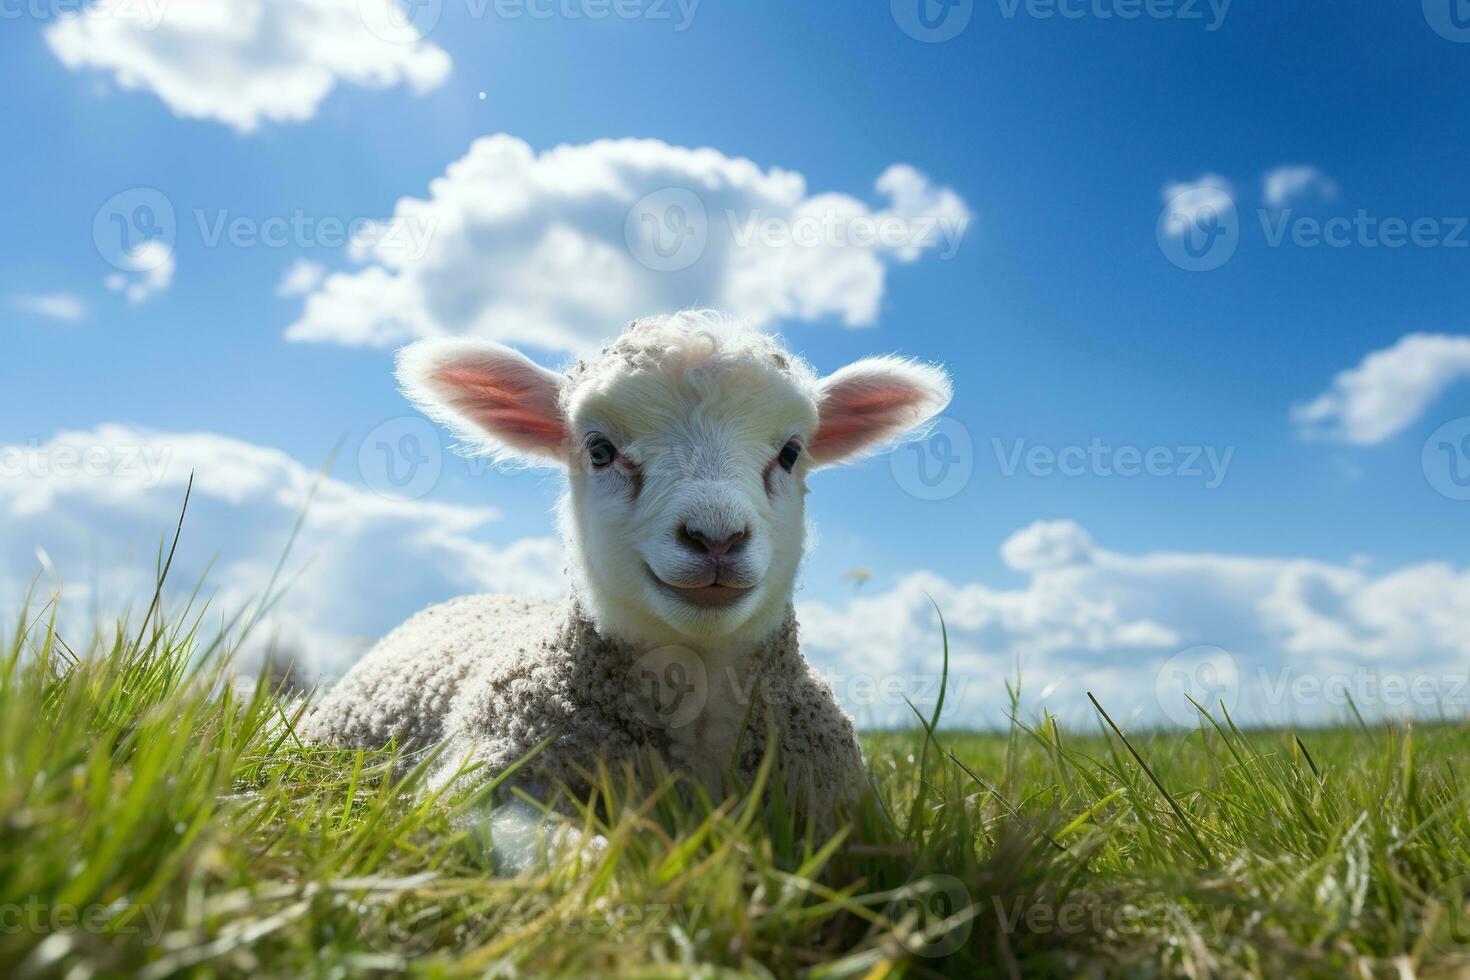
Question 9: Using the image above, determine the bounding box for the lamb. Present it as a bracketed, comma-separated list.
[302, 311, 952, 811]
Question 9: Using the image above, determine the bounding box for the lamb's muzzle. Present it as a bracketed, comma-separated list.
[302, 311, 953, 811]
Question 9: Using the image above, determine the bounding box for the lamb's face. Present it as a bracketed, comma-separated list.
[562, 354, 817, 642]
[396, 312, 952, 650]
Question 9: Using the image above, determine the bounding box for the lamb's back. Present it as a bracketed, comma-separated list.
[301, 594, 563, 749]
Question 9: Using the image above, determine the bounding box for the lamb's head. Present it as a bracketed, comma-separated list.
[397, 312, 951, 647]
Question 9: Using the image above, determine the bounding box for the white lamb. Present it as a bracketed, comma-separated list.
[303, 311, 951, 810]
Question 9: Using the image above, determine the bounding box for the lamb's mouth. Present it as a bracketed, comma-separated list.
[647, 567, 755, 609]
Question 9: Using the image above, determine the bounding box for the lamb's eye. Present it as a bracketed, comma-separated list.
[777, 438, 802, 472]
[587, 437, 618, 468]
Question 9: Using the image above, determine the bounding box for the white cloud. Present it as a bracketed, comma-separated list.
[1292, 333, 1470, 444]
[998, 518, 1095, 572]
[283, 135, 969, 353]
[1159, 174, 1235, 237]
[45, 0, 451, 133]
[0, 425, 561, 674]
[1263, 165, 1337, 207]
[11, 293, 88, 322]
[798, 519, 1470, 728]
[104, 240, 175, 304]
[276, 259, 326, 298]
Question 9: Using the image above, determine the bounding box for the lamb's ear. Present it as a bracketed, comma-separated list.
[809, 357, 952, 467]
[396, 338, 568, 465]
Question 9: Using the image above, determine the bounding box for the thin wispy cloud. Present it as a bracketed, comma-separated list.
[1292, 333, 1470, 444]
[1263, 165, 1337, 207]
[11, 293, 88, 323]
[1159, 174, 1235, 236]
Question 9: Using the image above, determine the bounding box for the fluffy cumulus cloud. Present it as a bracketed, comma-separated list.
[798, 520, 1470, 728]
[283, 135, 969, 353]
[45, 0, 451, 133]
[0, 425, 560, 675]
[11, 293, 88, 322]
[1292, 333, 1470, 444]
[1262, 165, 1337, 207]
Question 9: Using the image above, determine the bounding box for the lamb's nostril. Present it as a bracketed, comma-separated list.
[678, 524, 748, 558]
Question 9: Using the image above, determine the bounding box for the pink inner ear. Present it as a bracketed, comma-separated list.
[435, 363, 565, 454]
[811, 379, 929, 463]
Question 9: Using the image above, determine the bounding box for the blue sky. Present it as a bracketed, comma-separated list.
[3, 0, 1469, 728]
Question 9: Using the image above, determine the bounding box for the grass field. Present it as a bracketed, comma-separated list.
[5, 589, 1470, 979]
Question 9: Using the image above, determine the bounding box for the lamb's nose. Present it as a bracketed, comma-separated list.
[678, 524, 748, 558]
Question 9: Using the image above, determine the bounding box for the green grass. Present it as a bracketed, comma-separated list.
[6, 593, 1470, 979]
